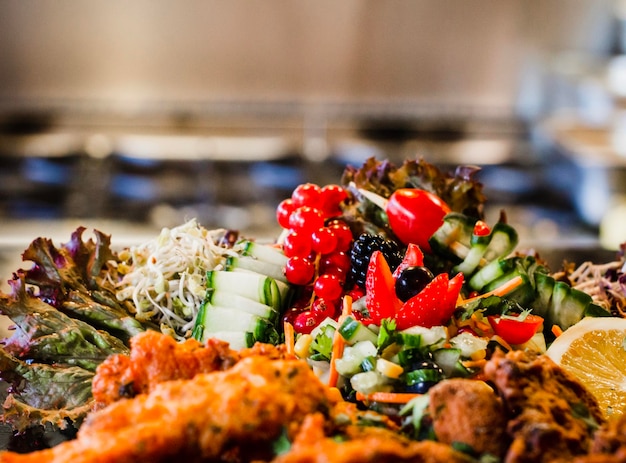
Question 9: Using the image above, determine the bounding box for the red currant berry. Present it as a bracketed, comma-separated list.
[276, 199, 296, 229]
[283, 230, 312, 258]
[291, 183, 322, 208]
[311, 227, 338, 255]
[285, 256, 316, 286]
[288, 206, 325, 233]
[311, 298, 337, 319]
[313, 273, 343, 300]
[293, 310, 321, 334]
[319, 251, 351, 278]
[320, 184, 347, 217]
[327, 222, 353, 252]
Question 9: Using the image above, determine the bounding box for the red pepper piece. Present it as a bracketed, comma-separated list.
[392, 243, 424, 279]
[365, 250, 402, 324]
[395, 272, 464, 330]
[386, 189, 450, 253]
[473, 220, 491, 236]
[487, 313, 543, 345]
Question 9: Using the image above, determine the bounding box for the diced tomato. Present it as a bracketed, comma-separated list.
[487, 313, 543, 345]
[365, 251, 402, 324]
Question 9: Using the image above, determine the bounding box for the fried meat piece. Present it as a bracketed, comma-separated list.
[484, 349, 605, 463]
[272, 412, 474, 463]
[428, 378, 508, 458]
[0, 355, 336, 463]
[91, 330, 240, 409]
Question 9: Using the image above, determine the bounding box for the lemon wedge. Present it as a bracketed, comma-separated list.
[546, 316, 626, 418]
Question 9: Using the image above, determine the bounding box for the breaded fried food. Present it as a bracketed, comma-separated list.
[272, 412, 474, 463]
[91, 330, 240, 408]
[428, 378, 508, 458]
[484, 349, 605, 463]
[0, 356, 335, 463]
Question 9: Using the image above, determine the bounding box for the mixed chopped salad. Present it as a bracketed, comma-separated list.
[0, 155, 622, 439]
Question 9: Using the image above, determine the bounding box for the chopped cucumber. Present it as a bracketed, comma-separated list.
[206, 270, 283, 310]
[207, 290, 278, 322]
[240, 240, 289, 267]
[548, 281, 591, 331]
[192, 304, 275, 347]
[334, 340, 377, 377]
[350, 370, 388, 395]
[432, 348, 470, 377]
[225, 255, 288, 284]
[195, 330, 252, 351]
[469, 258, 515, 291]
[338, 316, 379, 345]
[429, 212, 475, 262]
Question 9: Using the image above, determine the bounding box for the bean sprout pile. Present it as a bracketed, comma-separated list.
[567, 253, 626, 317]
[115, 219, 238, 340]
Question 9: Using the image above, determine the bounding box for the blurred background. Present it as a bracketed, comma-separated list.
[0, 0, 625, 271]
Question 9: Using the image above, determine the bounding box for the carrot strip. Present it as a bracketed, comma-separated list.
[460, 275, 524, 305]
[327, 295, 352, 388]
[551, 324, 564, 338]
[284, 321, 295, 358]
[355, 391, 422, 404]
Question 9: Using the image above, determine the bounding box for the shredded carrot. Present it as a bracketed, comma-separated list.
[460, 275, 524, 305]
[283, 321, 295, 358]
[327, 295, 353, 388]
[551, 324, 564, 338]
[355, 391, 422, 404]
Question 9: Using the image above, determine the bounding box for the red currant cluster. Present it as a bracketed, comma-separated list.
[276, 183, 355, 334]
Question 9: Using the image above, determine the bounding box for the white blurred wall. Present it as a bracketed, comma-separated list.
[0, 0, 617, 117]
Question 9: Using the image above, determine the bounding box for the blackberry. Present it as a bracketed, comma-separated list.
[349, 233, 403, 288]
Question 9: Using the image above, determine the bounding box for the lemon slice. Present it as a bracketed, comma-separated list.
[546, 316, 626, 418]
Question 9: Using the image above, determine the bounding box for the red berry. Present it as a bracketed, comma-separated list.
[288, 206, 325, 234]
[311, 227, 338, 255]
[319, 251, 350, 282]
[311, 298, 337, 319]
[285, 256, 316, 286]
[320, 184, 347, 217]
[276, 199, 296, 229]
[293, 310, 320, 334]
[313, 273, 343, 300]
[327, 222, 353, 252]
[283, 231, 312, 258]
[292, 183, 322, 208]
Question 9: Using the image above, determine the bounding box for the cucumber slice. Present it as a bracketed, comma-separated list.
[548, 281, 591, 331]
[338, 316, 378, 345]
[206, 270, 282, 310]
[193, 304, 274, 346]
[197, 330, 252, 351]
[240, 241, 289, 267]
[225, 256, 288, 284]
[468, 258, 515, 291]
[207, 291, 278, 322]
[432, 347, 471, 378]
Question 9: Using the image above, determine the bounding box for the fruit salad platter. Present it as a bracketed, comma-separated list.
[1, 156, 626, 461]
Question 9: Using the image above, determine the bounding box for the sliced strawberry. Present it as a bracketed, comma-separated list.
[392, 243, 424, 279]
[395, 272, 463, 330]
[365, 250, 402, 324]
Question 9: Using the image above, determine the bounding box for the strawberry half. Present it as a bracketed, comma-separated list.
[395, 272, 464, 330]
[365, 250, 402, 324]
[392, 243, 424, 279]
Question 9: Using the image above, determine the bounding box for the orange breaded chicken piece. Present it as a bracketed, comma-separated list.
[428, 378, 508, 458]
[484, 349, 605, 463]
[0, 356, 337, 463]
[91, 330, 240, 408]
[272, 412, 474, 463]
